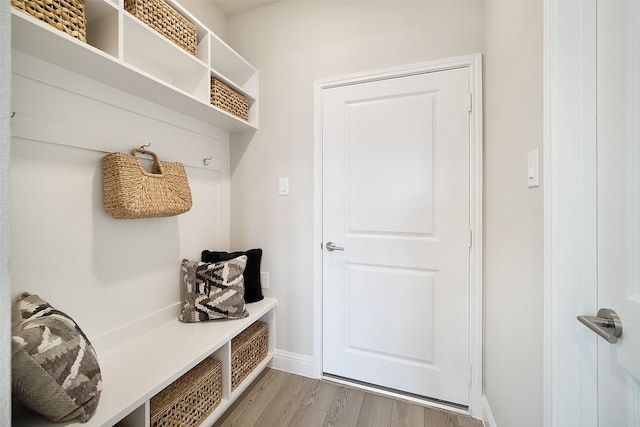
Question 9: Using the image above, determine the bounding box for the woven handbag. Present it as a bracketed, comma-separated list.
[102, 148, 192, 219]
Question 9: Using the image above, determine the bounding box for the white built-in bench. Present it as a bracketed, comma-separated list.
[13, 298, 278, 427]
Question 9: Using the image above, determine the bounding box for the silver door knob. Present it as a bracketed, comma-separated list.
[577, 308, 622, 344]
[325, 241, 345, 252]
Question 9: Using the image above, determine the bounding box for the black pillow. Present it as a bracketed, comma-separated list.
[201, 248, 264, 303]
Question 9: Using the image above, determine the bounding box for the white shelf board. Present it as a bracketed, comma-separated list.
[122, 13, 209, 97]
[12, 298, 278, 427]
[209, 32, 256, 80]
[11, 10, 257, 132]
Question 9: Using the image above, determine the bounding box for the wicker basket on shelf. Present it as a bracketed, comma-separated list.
[124, 0, 197, 56]
[231, 321, 269, 390]
[150, 358, 222, 427]
[12, 0, 87, 42]
[211, 78, 250, 122]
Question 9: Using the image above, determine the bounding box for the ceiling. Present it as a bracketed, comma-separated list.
[213, 0, 280, 16]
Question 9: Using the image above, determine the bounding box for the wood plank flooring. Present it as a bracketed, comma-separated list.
[213, 368, 484, 427]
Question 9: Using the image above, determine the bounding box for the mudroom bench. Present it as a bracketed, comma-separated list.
[13, 298, 277, 427]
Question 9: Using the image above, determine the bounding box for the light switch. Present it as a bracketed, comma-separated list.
[279, 178, 289, 196]
[260, 272, 270, 289]
[527, 149, 539, 188]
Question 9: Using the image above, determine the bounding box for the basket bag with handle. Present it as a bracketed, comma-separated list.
[102, 148, 192, 219]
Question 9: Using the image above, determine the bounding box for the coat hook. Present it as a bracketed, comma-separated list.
[11, 112, 16, 118]
[140, 142, 151, 149]
[203, 156, 213, 166]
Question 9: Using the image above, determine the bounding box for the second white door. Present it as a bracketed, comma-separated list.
[596, 1, 640, 424]
[322, 66, 472, 405]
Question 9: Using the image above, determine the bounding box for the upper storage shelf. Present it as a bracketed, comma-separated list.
[11, 0, 258, 132]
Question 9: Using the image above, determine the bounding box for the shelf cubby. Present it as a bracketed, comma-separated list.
[13, 299, 278, 426]
[11, 0, 259, 131]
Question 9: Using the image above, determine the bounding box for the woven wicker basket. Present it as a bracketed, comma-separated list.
[124, 0, 197, 56]
[150, 358, 222, 427]
[231, 321, 269, 390]
[211, 78, 250, 122]
[12, 0, 86, 42]
[102, 149, 192, 219]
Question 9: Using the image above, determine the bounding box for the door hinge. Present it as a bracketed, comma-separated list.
[468, 229, 473, 248]
[467, 93, 473, 112]
[467, 364, 472, 384]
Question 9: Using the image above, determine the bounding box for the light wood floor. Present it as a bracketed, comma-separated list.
[213, 368, 484, 427]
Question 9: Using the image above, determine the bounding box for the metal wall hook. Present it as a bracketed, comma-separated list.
[203, 156, 213, 166]
[140, 142, 151, 149]
[11, 112, 16, 118]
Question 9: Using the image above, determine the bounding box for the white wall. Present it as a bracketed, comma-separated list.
[10, 52, 231, 341]
[226, 1, 544, 425]
[180, 0, 227, 39]
[483, 1, 543, 426]
[224, 0, 484, 370]
[1, 1, 11, 423]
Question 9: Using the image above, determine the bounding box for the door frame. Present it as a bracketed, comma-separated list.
[312, 54, 483, 418]
[543, 1, 598, 426]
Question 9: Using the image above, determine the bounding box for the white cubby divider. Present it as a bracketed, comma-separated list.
[11, 0, 258, 131]
[85, 0, 119, 58]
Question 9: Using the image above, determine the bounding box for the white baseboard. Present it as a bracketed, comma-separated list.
[483, 395, 497, 427]
[270, 349, 316, 378]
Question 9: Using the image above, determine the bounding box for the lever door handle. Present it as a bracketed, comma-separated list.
[325, 241, 345, 252]
[577, 308, 622, 344]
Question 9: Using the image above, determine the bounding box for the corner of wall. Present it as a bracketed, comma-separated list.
[1, 0, 12, 423]
[270, 349, 316, 378]
[179, 0, 228, 41]
[483, 395, 498, 427]
[482, 1, 544, 426]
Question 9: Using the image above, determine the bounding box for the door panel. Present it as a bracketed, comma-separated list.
[597, 1, 640, 425]
[347, 92, 435, 235]
[346, 265, 435, 362]
[322, 67, 470, 405]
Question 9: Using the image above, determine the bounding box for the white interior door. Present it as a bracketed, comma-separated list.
[595, 1, 640, 424]
[321, 66, 471, 406]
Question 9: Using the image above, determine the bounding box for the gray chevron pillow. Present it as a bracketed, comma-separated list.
[11, 293, 102, 422]
[180, 256, 249, 322]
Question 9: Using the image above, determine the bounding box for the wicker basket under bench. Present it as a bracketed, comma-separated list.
[150, 358, 222, 427]
[231, 321, 269, 391]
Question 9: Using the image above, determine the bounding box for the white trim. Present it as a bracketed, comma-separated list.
[313, 54, 483, 417]
[482, 395, 497, 427]
[270, 349, 316, 378]
[543, 1, 598, 426]
[312, 71, 324, 380]
[467, 54, 484, 419]
[316, 54, 484, 90]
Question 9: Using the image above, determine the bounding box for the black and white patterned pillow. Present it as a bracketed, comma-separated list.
[179, 256, 249, 322]
[12, 293, 102, 422]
